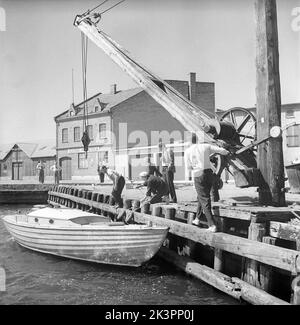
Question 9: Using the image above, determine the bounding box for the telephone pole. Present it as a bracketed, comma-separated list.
[255, 0, 285, 206]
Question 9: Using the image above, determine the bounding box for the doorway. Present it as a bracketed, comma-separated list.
[12, 162, 23, 180]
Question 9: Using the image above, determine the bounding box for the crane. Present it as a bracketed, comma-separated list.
[73, 10, 279, 188]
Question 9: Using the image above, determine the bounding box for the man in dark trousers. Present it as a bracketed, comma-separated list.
[36, 161, 45, 184]
[184, 134, 229, 232]
[97, 163, 105, 183]
[146, 157, 162, 177]
[139, 172, 169, 204]
[161, 142, 177, 203]
[101, 166, 125, 208]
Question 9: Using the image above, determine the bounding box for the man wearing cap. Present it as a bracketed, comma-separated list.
[139, 172, 169, 204]
[101, 166, 125, 208]
[184, 134, 229, 232]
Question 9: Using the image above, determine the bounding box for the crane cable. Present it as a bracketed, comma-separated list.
[80, 0, 126, 157]
[81, 32, 90, 157]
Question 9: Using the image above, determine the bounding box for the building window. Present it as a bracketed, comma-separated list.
[74, 127, 81, 142]
[98, 151, 108, 164]
[286, 124, 300, 147]
[62, 128, 68, 143]
[87, 125, 93, 140]
[286, 110, 295, 119]
[78, 153, 88, 169]
[95, 106, 99, 112]
[99, 123, 106, 139]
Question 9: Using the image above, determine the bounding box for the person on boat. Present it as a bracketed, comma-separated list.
[36, 161, 45, 184]
[50, 162, 62, 184]
[139, 171, 169, 205]
[101, 166, 125, 208]
[184, 133, 229, 232]
[160, 141, 177, 203]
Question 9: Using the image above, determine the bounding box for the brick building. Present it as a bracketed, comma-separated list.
[54, 72, 215, 182]
[0, 142, 56, 182]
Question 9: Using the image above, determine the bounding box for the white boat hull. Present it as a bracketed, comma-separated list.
[3, 208, 169, 267]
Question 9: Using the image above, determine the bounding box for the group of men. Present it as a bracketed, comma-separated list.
[36, 161, 61, 184]
[101, 135, 229, 233]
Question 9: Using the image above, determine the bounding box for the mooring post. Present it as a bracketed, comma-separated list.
[214, 217, 225, 272]
[260, 236, 277, 293]
[152, 205, 161, 217]
[242, 222, 267, 289]
[97, 193, 103, 215]
[291, 274, 300, 305]
[91, 192, 98, 213]
[290, 238, 300, 303]
[67, 187, 71, 207]
[108, 196, 116, 219]
[77, 189, 83, 210]
[255, 0, 285, 206]
[141, 202, 150, 214]
[72, 188, 78, 208]
[87, 191, 92, 211]
[165, 207, 176, 220]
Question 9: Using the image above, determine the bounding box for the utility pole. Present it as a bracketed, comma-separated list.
[255, 0, 285, 206]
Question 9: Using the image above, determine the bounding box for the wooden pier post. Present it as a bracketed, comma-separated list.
[165, 207, 176, 220]
[242, 222, 267, 289]
[152, 205, 161, 217]
[141, 202, 150, 214]
[102, 195, 110, 216]
[213, 218, 226, 272]
[96, 193, 103, 215]
[255, 0, 285, 206]
[73, 188, 78, 208]
[77, 189, 83, 210]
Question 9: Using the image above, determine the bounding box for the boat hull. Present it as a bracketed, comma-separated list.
[3, 214, 169, 267]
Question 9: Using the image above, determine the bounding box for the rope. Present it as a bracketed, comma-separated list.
[89, 0, 111, 13]
[99, 0, 126, 15]
[81, 32, 89, 130]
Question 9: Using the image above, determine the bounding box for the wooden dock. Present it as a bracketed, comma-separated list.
[46, 185, 300, 305]
[0, 184, 50, 204]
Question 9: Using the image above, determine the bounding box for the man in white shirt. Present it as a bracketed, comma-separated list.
[50, 162, 62, 184]
[184, 134, 229, 232]
[161, 142, 177, 203]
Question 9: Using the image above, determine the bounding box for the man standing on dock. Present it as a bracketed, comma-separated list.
[101, 166, 125, 208]
[97, 162, 105, 184]
[184, 134, 229, 232]
[161, 142, 177, 203]
[50, 162, 61, 184]
[36, 161, 45, 184]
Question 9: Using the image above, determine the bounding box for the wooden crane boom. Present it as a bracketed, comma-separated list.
[74, 12, 258, 187]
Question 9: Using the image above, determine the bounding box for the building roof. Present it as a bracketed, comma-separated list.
[30, 142, 56, 158]
[56, 87, 144, 120]
[0, 143, 14, 160]
[0, 141, 56, 161]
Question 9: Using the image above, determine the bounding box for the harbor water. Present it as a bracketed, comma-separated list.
[0, 205, 239, 305]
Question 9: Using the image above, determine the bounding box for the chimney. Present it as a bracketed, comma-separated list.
[189, 72, 197, 104]
[110, 84, 117, 94]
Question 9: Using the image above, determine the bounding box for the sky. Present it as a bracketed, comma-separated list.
[0, 0, 299, 145]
